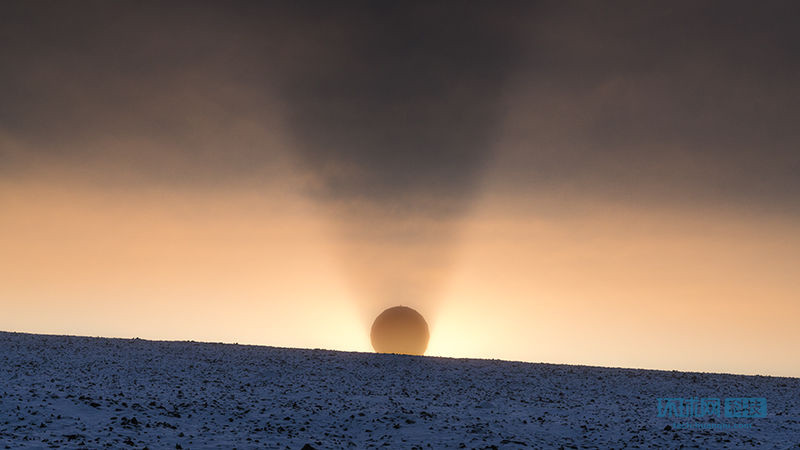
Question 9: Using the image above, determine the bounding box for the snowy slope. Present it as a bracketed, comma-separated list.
[1, 331, 798, 449]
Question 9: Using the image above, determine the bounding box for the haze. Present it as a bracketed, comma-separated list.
[1, 1, 798, 377]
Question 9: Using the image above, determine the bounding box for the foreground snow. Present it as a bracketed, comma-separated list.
[1, 331, 798, 449]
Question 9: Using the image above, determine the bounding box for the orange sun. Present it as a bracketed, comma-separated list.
[370, 306, 429, 355]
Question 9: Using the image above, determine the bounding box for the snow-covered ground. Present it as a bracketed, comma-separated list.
[1, 331, 798, 449]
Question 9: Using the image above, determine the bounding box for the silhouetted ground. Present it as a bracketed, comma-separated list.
[1, 331, 798, 448]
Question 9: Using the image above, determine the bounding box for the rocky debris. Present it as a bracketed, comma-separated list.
[0, 331, 797, 448]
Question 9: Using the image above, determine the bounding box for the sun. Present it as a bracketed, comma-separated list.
[370, 306, 430, 355]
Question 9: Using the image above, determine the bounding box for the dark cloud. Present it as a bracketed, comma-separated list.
[0, 2, 531, 215]
[0, 1, 285, 182]
[1, 0, 799, 211]
[273, 2, 529, 215]
[495, 1, 800, 212]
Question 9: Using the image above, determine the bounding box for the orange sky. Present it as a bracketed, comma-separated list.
[2, 175, 797, 377]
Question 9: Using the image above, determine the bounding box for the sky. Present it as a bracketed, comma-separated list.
[1, 1, 799, 376]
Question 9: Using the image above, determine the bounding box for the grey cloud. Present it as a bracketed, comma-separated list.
[0, 2, 530, 216]
[2, 1, 799, 211]
[273, 2, 531, 215]
[495, 1, 800, 211]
